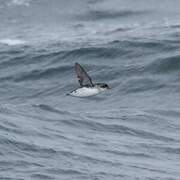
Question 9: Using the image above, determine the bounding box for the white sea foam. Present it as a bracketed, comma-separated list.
[0, 39, 26, 46]
[10, 0, 30, 6]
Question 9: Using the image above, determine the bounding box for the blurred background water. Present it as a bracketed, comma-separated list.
[0, 0, 180, 179]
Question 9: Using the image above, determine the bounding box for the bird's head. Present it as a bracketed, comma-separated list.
[96, 83, 110, 91]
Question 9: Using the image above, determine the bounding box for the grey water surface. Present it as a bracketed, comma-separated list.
[0, 0, 180, 179]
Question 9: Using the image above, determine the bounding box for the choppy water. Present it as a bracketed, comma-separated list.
[0, 0, 180, 179]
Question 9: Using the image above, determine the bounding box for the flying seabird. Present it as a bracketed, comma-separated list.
[69, 63, 110, 97]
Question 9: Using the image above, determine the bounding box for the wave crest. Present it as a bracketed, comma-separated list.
[9, 0, 30, 6]
[0, 39, 26, 46]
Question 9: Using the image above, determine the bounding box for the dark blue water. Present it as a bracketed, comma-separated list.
[0, 0, 180, 179]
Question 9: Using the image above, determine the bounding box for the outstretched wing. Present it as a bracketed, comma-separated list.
[75, 63, 94, 87]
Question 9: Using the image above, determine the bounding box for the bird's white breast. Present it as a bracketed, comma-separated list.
[69, 87, 100, 97]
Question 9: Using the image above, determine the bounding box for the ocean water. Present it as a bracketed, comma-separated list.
[0, 0, 180, 179]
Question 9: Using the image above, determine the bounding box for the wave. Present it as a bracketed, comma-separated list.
[55, 117, 176, 142]
[146, 54, 180, 74]
[56, 46, 122, 60]
[0, 43, 178, 85]
[156, 55, 180, 73]
[77, 9, 147, 21]
[8, 0, 30, 6]
[0, 38, 26, 46]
